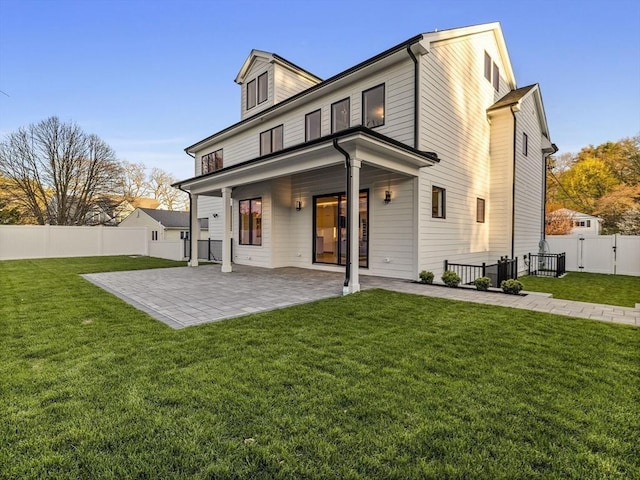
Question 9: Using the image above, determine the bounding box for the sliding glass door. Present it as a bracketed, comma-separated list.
[313, 190, 368, 267]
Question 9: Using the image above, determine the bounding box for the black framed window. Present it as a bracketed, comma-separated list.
[484, 51, 492, 81]
[260, 125, 283, 155]
[477, 198, 485, 223]
[246, 79, 256, 109]
[522, 132, 528, 156]
[258, 72, 268, 104]
[362, 84, 385, 128]
[331, 98, 350, 133]
[492, 62, 500, 91]
[305, 109, 321, 141]
[201, 148, 223, 175]
[151, 230, 158, 241]
[239, 198, 262, 246]
[432, 186, 446, 219]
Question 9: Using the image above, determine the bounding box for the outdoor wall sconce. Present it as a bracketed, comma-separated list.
[212, 213, 219, 218]
[384, 190, 392, 204]
[295, 200, 302, 211]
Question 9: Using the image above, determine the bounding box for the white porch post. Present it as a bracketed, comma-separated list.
[348, 159, 361, 293]
[190, 194, 199, 266]
[221, 187, 233, 273]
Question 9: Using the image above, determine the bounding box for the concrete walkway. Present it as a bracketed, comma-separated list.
[83, 264, 640, 329]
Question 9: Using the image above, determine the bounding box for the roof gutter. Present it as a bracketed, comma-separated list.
[541, 143, 559, 240]
[510, 105, 518, 260]
[332, 138, 351, 291]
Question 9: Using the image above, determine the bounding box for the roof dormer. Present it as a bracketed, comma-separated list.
[235, 49, 322, 120]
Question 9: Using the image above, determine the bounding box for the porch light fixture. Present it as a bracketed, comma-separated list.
[295, 200, 302, 211]
[384, 190, 392, 204]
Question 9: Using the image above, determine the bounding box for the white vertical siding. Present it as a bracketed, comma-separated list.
[488, 108, 513, 258]
[273, 64, 320, 104]
[513, 93, 545, 264]
[417, 32, 504, 277]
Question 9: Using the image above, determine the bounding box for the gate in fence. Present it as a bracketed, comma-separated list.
[183, 239, 228, 262]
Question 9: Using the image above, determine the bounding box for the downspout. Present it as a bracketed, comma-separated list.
[541, 144, 559, 240]
[332, 138, 351, 290]
[510, 106, 517, 260]
[406, 45, 419, 149]
[178, 150, 196, 263]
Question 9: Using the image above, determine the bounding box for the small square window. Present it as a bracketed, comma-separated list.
[477, 198, 485, 223]
[432, 186, 446, 219]
[331, 98, 350, 133]
[492, 62, 500, 91]
[362, 84, 385, 128]
[305, 109, 321, 141]
[522, 132, 528, 156]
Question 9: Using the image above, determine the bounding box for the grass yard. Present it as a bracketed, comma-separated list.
[520, 271, 640, 307]
[1, 257, 639, 479]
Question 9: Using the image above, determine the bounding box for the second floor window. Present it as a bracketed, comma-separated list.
[363, 84, 385, 128]
[331, 98, 350, 133]
[305, 109, 321, 141]
[260, 125, 283, 155]
[201, 149, 223, 174]
[246, 72, 268, 110]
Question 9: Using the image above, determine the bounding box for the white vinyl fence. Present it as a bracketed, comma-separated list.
[0, 225, 149, 260]
[546, 235, 640, 276]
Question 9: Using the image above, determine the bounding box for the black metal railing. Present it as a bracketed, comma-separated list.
[184, 238, 230, 262]
[444, 257, 518, 287]
[528, 252, 565, 277]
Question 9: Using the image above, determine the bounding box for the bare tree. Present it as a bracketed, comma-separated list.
[118, 161, 151, 202]
[0, 117, 122, 225]
[148, 167, 187, 210]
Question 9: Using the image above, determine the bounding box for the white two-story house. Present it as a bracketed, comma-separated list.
[175, 22, 556, 293]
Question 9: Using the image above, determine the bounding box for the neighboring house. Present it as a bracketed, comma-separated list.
[548, 208, 602, 236]
[85, 197, 160, 226]
[175, 22, 556, 292]
[119, 208, 208, 241]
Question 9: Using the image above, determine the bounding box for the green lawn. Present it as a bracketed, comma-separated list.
[520, 271, 640, 307]
[1, 257, 638, 479]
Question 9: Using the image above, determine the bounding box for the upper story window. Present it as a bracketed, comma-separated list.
[362, 84, 385, 128]
[331, 98, 350, 133]
[522, 132, 528, 156]
[305, 109, 321, 141]
[201, 149, 223, 175]
[484, 51, 499, 91]
[484, 51, 492, 81]
[246, 72, 268, 110]
[260, 125, 283, 155]
[432, 186, 446, 219]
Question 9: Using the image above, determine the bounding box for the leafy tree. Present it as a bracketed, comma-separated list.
[555, 158, 617, 212]
[0, 117, 122, 225]
[545, 209, 574, 235]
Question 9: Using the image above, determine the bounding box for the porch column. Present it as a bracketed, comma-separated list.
[221, 187, 233, 273]
[190, 193, 199, 266]
[348, 159, 362, 293]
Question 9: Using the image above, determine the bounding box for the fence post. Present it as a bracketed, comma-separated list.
[444, 260, 448, 273]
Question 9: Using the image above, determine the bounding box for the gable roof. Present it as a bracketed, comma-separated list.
[234, 49, 323, 85]
[551, 208, 602, 221]
[138, 208, 208, 229]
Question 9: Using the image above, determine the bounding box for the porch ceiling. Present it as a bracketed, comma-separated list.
[177, 128, 438, 196]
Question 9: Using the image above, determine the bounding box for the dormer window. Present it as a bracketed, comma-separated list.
[247, 72, 268, 110]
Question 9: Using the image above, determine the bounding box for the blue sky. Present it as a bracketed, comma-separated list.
[1, 0, 639, 179]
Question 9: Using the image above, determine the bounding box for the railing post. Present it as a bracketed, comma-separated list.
[444, 260, 448, 273]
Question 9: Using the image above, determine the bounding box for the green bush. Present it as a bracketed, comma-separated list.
[474, 276, 491, 291]
[501, 279, 523, 295]
[442, 270, 461, 287]
[419, 270, 434, 284]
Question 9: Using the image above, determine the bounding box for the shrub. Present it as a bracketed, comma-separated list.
[419, 270, 434, 284]
[441, 270, 461, 287]
[501, 279, 523, 295]
[474, 276, 491, 291]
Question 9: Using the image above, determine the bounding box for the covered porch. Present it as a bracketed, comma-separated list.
[176, 128, 438, 293]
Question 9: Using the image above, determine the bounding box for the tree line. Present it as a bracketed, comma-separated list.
[0, 117, 188, 225]
[546, 136, 640, 235]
